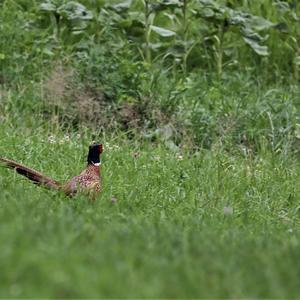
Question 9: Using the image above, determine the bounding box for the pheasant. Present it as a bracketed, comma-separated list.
[0, 143, 103, 199]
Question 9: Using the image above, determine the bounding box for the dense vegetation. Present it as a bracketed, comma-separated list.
[1, 0, 300, 297]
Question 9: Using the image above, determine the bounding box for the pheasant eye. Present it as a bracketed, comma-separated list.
[99, 144, 103, 153]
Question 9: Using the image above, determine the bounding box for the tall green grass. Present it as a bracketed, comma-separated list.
[1, 0, 300, 297]
[1, 122, 300, 297]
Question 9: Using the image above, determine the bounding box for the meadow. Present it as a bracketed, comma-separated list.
[1, 0, 300, 298]
[1, 120, 300, 298]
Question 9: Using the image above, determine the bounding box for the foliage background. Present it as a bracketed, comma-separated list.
[1, 0, 300, 298]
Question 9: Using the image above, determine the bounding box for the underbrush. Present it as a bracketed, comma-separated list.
[1, 0, 300, 153]
[1, 67, 300, 155]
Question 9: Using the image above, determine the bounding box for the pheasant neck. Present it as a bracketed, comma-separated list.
[87, 163, 100, 176]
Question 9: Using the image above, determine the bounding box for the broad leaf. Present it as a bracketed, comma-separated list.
[111, 0, 132, 13]
[243, 37, 268, 56]
[249, 16, 274, 31]
[40, 2, 57, 12]
[202, 8, 215, 18]
[150, 25, 176, 37]
[58, 2, 93, 21]
[162, 0, 182, 5]
[241, 26, 264, 42]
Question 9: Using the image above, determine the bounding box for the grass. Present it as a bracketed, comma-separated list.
[1, 121, 300, 298]
[1, 0, 300, 297]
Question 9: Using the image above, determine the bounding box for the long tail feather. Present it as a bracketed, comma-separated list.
[0, 157, 60, 189]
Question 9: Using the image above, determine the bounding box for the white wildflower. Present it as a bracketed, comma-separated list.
[64, 134, 70, 141]
[48, 135, 56, 144]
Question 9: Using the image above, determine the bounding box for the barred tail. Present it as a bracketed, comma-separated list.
[0, 157, 60, 189]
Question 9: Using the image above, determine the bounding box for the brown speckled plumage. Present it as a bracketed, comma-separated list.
[62, 164, 101, 197]
[0, 144, 103, 200]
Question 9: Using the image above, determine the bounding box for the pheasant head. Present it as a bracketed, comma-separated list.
[87, 143, 103, 166]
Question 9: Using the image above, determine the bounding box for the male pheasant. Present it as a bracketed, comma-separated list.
[0, 143, 103, 198]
